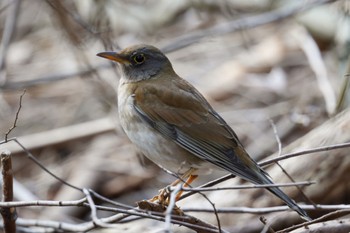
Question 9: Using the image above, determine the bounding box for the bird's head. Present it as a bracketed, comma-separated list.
[97, 44, 174, 82]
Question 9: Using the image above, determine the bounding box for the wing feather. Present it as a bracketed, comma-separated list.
[133, 77, 264, 184]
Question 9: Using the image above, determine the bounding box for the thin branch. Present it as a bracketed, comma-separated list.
[15, 207, 225, 233]
[179, 141, 350, 201]
[11, 138, 82, 191]
[269, 119, 316, 206]
[259, 141, 350, 166]
[15, 202, 350, 233]
[259, 216, 276, 233]
[0, 199, 348, 214]
[89, 189, 134, 209]
[178, 180, 223, 233]
[179, 181, 315, 192]
[65, 196, 226, 233]
[178, 174, 235, 201]
[200, 195, 222, 233]
[83, 188, 118, 228]
[9, 200, 194, 231]
[168, 172, 223, 232]
[4, 90, 26, 142]
[269, 119, 282, 157]
[0, 198, 86, 208]
[0, 192, 348, 232]
[182, 204, 350, 214]
[164, 184, 182, 233]
[137, 200, 224, 233]
[277, 209, 350, 233]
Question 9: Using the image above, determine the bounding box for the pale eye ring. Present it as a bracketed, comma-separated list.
[133, 54, 145, 64]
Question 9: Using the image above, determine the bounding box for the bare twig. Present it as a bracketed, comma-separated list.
[0, 198, 86, 208]
[178, 174, 235, 201]
[178, 181, 223, 233]
[269, 119, 282, 157]
[183, 204, 350, 214]
[289, 219, 350, 233]
[179, 141, 350, 201]
[0, 191, 348, 232]
[15, 207, 225, 233]
[0, 189, 225, 232]
[199, 196, 222, 233]
[137, 200, 224, 233]
[4, 90, 26, 142]
[0, 150, 16, 233]
[83, 188, 118, 228]
[169, 172, 223, 232]
[269, 119, 316, 206]
[260, 141, 350, 166]
[89, 189, 134, 209]
[11, 138, 82, 191]
[277, 209, 350, 233]
[164, 184, 182, 233]
[180, 181, 315, 192]
[0, 199, 347, 214]
[259, 216, 275, 233]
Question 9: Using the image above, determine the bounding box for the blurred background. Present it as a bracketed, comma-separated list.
[0, 0, 350, 232]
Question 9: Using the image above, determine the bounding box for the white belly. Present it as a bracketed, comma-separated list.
[118, 82, 211, 175]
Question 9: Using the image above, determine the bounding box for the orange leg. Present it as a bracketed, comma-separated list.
[151, 168, 198, 205]
[174, 174, 198, 201]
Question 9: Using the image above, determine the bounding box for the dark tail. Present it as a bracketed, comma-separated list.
[257, 170, 311, 221]
[267, 185, 311, 221]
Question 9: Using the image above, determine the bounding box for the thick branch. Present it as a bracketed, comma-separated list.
[0, 151, 16, 233]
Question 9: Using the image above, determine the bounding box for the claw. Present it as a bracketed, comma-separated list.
[139, 168, 198, 215]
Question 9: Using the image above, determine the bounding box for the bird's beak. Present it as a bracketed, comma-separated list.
[96, 52, 130, 65]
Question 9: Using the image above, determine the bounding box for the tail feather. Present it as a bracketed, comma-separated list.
[267, 185, 311, 221]
[256, 170, 311, 221]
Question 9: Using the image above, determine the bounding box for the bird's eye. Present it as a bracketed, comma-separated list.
[133, 54, 145, 64]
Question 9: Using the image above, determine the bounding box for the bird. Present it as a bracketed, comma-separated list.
[97, 44, 310, 221]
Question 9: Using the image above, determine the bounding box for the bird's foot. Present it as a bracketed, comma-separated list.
[138, 186, 184, 215]
[149, 186, 170, 204]
[137, 199, 184, 215]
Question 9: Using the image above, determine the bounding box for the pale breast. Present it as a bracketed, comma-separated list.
[117, 81, 212, 175]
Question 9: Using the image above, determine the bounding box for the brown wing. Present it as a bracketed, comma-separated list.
[133, 76, 264, 184]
